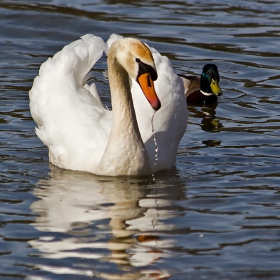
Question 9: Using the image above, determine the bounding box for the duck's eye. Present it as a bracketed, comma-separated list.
[136, 58, 141, 63]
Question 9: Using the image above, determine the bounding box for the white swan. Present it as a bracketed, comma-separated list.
[106, 34, 188, 172]
[29, 34, 187, 176]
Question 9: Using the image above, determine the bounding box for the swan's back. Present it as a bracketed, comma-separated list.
[29, 35, 112, 172]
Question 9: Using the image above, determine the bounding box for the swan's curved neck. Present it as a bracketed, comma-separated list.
[97, 49, 152, 176]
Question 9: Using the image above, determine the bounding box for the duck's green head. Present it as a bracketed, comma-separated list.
[200, 64, 223, 97]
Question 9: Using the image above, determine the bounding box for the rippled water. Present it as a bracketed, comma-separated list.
[1, 0, 280, 279]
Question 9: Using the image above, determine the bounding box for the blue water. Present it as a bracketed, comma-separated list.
[1, 1, 280, 279]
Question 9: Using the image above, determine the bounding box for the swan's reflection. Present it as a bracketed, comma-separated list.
[29, 166, 182, 279]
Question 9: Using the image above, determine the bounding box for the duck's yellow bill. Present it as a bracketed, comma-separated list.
[210, 79, 223, 96]
[138, 73, 161, 111]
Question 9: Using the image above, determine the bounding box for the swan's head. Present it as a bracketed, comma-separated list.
[110, 38, 161, 111]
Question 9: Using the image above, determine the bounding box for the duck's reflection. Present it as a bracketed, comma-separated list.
[188, 103, 223, 132]
[29, 166, 183, 279]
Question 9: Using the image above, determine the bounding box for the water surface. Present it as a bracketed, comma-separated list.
[1, 1, 280, 279]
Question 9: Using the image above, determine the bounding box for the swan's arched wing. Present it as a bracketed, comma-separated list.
[104, 33, 124, 56]
[29, 35, 112, 172]
[131, 46, 188, 172]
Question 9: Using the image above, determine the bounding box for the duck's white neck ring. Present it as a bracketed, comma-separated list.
[200, 90, 213, 96]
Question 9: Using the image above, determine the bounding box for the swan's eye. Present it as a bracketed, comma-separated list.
[136, 58, 141, 63]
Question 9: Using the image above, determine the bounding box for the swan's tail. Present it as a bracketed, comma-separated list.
[29, 34, 105, 128]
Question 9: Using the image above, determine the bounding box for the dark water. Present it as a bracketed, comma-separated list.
[1, 0, 280, 279]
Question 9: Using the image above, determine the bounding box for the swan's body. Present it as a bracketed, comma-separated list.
[29, 34, 187, 176]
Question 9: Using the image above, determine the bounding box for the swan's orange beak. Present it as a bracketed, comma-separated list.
[137, 73, 161, 111]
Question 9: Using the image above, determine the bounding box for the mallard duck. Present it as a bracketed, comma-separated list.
[29, 34, 188, 176]
[179, 64, 222, 104]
